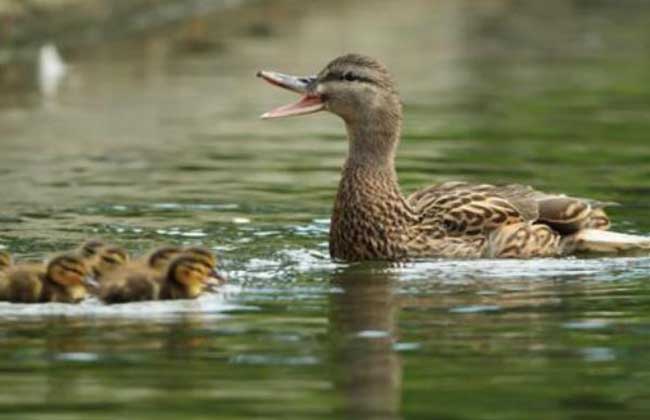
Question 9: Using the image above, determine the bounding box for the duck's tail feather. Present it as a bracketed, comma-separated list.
[561, 229, 650, 255]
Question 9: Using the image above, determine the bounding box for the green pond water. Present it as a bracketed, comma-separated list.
[1, 1, 650, 418]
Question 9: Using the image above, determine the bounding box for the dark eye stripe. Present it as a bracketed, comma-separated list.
[193, 258, 213, 270]
[101, 256, 119, 264]
[104, 248, 128, 259]
[322, 71, 374, 84]
[81, 241, 105, 256]
[178, 263, 202, 276]
[59, 264, 85, 276]
[82, 246, 99, 257]
[177, 257, 211, 272]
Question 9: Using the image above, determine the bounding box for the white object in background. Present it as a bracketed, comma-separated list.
[38, 43, 67, 98]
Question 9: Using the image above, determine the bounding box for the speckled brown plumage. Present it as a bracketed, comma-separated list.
[330, 164, 611, 260]
[260, 53, 650, 261]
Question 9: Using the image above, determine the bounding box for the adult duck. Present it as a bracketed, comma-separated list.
[258, 53, 650, 261]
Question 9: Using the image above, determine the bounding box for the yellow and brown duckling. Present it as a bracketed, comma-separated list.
[0, 250, 12, 272]
[142, 245, 224, 282]
[95, 245, 183, 303]
[158, 253, 220, 300]
[99, 246, 225, 304]
[259, 54, 650, 260]
[0, 253, 91, 303]
[90, 246, 129, 280]
[184, 246, 227, 288]
[142, 245, 185, 272]
[76, 239, 107, 259]
[75, 239, 130, 281]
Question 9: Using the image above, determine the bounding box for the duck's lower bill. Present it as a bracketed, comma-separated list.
[257, 70, 324, 119]
[260, 95, 324, 119]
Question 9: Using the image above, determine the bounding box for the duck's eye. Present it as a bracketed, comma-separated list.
[342, 72, 356, 82]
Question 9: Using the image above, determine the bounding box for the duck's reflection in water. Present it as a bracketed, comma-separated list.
[329, 265, 402, 420]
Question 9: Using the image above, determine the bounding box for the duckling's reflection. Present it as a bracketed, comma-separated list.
[328, 264, 402, 420]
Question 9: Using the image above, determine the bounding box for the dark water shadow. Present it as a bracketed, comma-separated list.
[328, 264, 402, 420]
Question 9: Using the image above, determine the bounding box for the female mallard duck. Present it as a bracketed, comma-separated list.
[258, 54, 650, 261]
[99, 247, 225, 304]
[0, 254, 91, 303]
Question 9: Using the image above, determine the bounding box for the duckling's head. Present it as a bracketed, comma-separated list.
[47, 254, 91, 288]
[78, 239, 107, 258]
[258, 54, 400, 125]
[184, 246, 227, 285]
[166, 255, 214, 297]
[0, 250, 12, 271]
[147, 246, 184, 271]
[93, 246, 129, 278]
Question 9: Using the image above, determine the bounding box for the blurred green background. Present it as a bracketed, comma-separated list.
[1, 1, 650, 419]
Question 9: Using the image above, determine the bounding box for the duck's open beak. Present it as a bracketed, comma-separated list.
[83, 275, 99, 290]
[257, 70, 324, 119]
[204, 269, 228, 291]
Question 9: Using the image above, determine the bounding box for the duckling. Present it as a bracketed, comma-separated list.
[91, 246, 129, 280]
[76, 239, 106, 259]
[99, 264, 159, 304]
[99, 251, 221, 304]
[143, 245, 184, 272]
[97, 245, 184, 304]
[0, 250, 14, 300]
[0, 250, 12, 272]
[1, 254, 91, 303]
[158, 254, 218, 300]
[143, 245, 225, 283]
[74, 240, 129, 281]
[184, 246, 227, 288]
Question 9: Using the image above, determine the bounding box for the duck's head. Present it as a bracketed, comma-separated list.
[47, 254, 92, 289]
[166, 255, 215, 298]
[258, 54, 400, 125]
[184, 246, 227, 286]
[93, 246, 129, 278]
[147, 246, 184, 271]
[0, 250, 12, 271]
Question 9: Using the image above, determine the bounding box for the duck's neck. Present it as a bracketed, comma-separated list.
[330, 109, 414, 261]
[344, 107, 401, 171]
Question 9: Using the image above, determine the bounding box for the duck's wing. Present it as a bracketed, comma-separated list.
[408, 181, 614, 237]
[406, 181, 639, 257]
[408, 182, 534, 237]
[99, 267, 159, 304]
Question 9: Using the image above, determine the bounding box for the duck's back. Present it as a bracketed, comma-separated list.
[3, 267, 45, 303]
[100, 266, 160, 304]
[407, 181, 621, 257]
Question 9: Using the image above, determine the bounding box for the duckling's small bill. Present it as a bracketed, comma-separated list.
[257, 70, 324, 119]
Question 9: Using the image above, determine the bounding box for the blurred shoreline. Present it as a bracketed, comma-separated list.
[0, 0, 248, 62]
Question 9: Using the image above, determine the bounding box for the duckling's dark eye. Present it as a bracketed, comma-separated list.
[342, 72, 356, 82]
